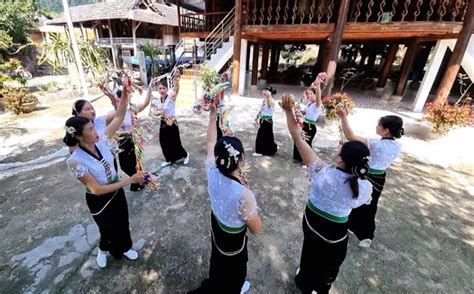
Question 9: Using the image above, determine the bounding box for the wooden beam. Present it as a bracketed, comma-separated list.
[251, 43, 260, 86]
[434, 0, 474, 104]
[232, 0, 242, 95]
[323, 0, 350, 96]
[393, 39, 420, 97]
[376, 43, 399, 88]
[242, 22, 463, 42]
[260, 43, 270, 80]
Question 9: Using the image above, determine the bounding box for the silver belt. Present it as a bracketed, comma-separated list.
[304, 211, 348, 244]
[211, 228, 247, 257]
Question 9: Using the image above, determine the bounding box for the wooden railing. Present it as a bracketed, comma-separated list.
[243, 0, 469, 26]
[180, 11, 228, 33]
[347, 0, 469, 23]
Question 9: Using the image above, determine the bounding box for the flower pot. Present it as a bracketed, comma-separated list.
[21, 101, 37, 113]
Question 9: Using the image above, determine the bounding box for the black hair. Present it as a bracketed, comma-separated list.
[214, 136, 245, 178]
[340, 141, 370, 198]
[63, 116, 90, 147]
[157, 79, 168, 88]
[379, 115, 404, 138]
[72, 99, 88, 116]
[264, 85, 277, 95]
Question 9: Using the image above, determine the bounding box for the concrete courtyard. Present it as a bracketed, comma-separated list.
[0, 90, 473, 293]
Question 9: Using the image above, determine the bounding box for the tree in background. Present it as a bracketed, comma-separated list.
[0, 0, 37, 44]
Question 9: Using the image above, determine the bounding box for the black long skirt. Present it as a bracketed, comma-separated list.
[118, 136, 141, 191]
[255, 119, 278, 156]
[188, 212, 248, 294]
[159, 120, 187, 163]
[293, 122, 317, 162]
[86, 188, 132, 259]
[295, 206, 349, 294]
[348, 172, 386, 240]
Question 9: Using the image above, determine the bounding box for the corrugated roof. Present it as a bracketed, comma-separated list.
[48, 0, 178, 26]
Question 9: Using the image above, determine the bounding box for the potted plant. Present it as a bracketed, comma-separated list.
[1, 88, 38, 114]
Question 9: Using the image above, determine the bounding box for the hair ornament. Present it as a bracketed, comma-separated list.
[220, 158, 225, 166]
[223, 141, 240, 162]
[360, 168, 366, 174]
[65, 126, 76, 136]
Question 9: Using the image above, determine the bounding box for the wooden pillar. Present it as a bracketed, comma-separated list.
[323, 0, 350, 96]
[314, 40, 331, 76]
[108, 19, 117, 67]
[231, 0, 243, 95]
[79, 23, 86, 40]
[260, 43, 270, 80]
[376, 43, 399, 88]
[251, 43, 260, 86]
[176, 0, 181, 36]
[434, 0, 474, 104]
[393, 39, 419, 97]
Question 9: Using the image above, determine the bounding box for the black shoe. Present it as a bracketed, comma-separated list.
[130, 184, 145, 192]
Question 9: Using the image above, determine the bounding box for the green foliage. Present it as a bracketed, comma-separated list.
[0, 30, 13, 51]
[0, 58, 27, 87]
[1, 88, 38, 114]
[36, 33, 111, 81]
[199, 64, 217, 91]
[141, 42, 163, 78]
[0, 0, 37, 44]
[280, 44, 306, 67]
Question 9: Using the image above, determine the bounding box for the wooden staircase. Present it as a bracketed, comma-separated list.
[176, 66, 198, 106]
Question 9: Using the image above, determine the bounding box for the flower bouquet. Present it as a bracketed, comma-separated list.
[322, 92, 355, 121]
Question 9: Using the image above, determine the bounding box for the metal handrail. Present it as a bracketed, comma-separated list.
[191, 8, 236, 100]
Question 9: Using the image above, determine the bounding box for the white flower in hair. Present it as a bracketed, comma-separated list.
[64, 126, 76, 135]
[360, 168, 366, 174]
[223, 141, 240, 162]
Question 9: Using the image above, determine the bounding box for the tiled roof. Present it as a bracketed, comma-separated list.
[48, 0, 178, 26]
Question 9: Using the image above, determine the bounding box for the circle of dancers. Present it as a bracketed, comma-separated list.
[63, 69, 404, 293]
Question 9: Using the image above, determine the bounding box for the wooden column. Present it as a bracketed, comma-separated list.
[376, 43, 399, 88]
[434, 0, 474, 104]
[176, 0, 181, 36]
[314, 40, 331, 76]
[323, 0, 350, 96]
[393, 39, 419, 97]
[108, 19, 117, 67]
[260, 43, 270, 80]
[231, 0, 243, 95]
[251, 43, 260, 86]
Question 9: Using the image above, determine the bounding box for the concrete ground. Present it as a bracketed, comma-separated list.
[0, 90, 473, 293]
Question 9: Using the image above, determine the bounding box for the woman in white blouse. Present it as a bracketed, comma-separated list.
[189, 98, 262, 294]
[99, 79, 154, 191]
[253, 85, 278, 156]
[64, 80, 145, 268]
[293, 75, 324, 162]
[150, 74, 190, 167]
[337, 108, 404, 248]
[281, 94, 372, 294]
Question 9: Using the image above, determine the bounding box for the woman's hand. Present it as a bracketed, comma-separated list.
[279, 93, 295, 112]
[336, 105, 348, 118]
[130, 172, 145, 184]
